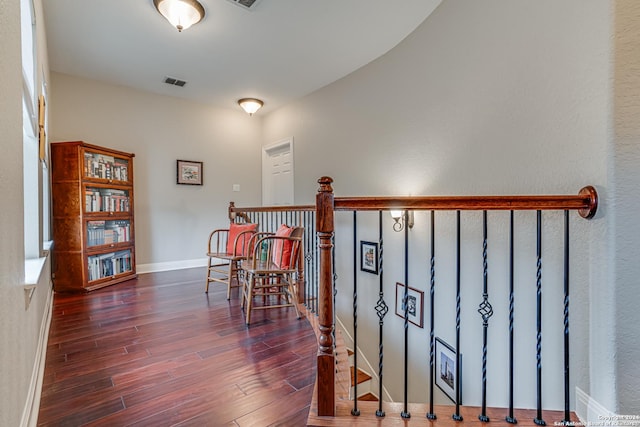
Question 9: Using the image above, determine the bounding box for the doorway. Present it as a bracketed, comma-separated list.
[262, 137, 294, 206]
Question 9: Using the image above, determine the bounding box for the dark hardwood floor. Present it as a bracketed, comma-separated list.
[38, 267, 317, 426]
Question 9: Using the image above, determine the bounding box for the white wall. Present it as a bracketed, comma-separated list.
[612, 0, 640, 415]
[49, 73, 264, 270]
[1, 0, 54, 425]
[264, 0, 615, 413]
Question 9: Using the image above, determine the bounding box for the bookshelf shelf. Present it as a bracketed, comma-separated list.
[51, 141, 137, 292]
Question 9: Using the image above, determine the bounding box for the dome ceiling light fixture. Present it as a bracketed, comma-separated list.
[238, 98, 264, 116]
[153, 0, 205, 32]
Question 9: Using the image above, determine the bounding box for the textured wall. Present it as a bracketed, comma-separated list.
[612, 0, 640, 415]
[1, 0, 53, 425]
[263, 0, 612, 411]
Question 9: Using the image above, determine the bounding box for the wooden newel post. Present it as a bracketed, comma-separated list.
[316, 176, 336, 416]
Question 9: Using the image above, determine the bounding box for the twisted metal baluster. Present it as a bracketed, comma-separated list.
[401, 210, 411, 419]
[375, 211, 387, 418]
[534, 210, 546, 426]
[478, 211, 493, 422]
[332, 233, 338, 372]
[562, 210, 571, 425]
[426, 210, 437, 420]
[506, 211, 517, 424]
[351, 211, 360, 416]
[453, 211, 463, 421]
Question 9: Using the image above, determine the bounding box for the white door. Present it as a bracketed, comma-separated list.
[262, 137, 294, 206]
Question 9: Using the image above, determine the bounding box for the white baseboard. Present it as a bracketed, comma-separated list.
[136, 258, 207, 274]
[576, 387, 615, 425]
[20, 284, 54, 427]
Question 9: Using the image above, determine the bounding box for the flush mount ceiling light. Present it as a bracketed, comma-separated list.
[153, 0, 205, 32]
[237, 98, 264, 116]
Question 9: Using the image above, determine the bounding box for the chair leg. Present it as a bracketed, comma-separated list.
[245, 275, 255, 325]
[226, 260, 236, 300]
[241, 270, 249, 310]
[287, 275, 301, 319]
[205, 257, 212, 293]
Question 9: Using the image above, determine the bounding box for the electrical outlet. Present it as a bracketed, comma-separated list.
[232, 184, 240, 192]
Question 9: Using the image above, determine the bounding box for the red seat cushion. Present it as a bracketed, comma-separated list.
[272, 224, 295, 269]
[226, 223, 258, 256]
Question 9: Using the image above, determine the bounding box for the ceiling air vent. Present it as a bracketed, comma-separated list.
[226, 0, 261, 11]
[164, 76, 187, 87]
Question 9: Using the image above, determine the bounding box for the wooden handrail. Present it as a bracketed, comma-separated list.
[334, 187, 597, 218]
[313, 176, 598, 417]
[229, 203, 314, 214]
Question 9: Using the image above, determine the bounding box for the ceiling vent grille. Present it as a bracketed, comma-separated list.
[164, 76, 187, 87]
[226, 0, 261, 11]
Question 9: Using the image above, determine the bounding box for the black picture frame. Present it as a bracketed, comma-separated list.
[177, 160, 203, 185]
[394, 282, 424, 328]
[360, 240, 378, 274]
[435, 337, 461, 404]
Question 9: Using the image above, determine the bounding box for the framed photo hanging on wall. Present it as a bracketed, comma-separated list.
[177, 160, 203, 185]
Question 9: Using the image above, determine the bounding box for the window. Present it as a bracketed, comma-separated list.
[21, 0, 49, 268]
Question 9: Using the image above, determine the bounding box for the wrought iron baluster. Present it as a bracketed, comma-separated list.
[351, 211, 360, 416]
[314, 212, 319, 314]
[453, 210, 463, 421]
[506, 210, 517, 424]
[562, 210, 571, 425]
[426, 210, 437, 420]
[478, 210, 493, 422]
[401, 210, 411, 419]
[332, 233, 338, 361]
[534, 210, 546, 426]
[375, 210, 387, 418]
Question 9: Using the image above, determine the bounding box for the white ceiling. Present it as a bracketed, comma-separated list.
[42, 0, 441, 115]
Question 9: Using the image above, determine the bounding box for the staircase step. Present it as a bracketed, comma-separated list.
[350, 366, 372, 386]
[357, 392, 378, 402]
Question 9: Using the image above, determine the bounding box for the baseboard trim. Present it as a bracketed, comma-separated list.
[576, 387, 614, 425]
[20, 284, 54, 427]
[137, 258, 207, 274]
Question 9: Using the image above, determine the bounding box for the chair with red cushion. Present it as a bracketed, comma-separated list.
[240, 225, 304, 325]
[205, 222, 257, 299]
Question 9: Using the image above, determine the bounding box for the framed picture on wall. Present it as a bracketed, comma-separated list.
[360, 241, 379, 274]
[435, 337, 461, 404]
[177, 160, 203, 185]
[395, 282, 424, 328]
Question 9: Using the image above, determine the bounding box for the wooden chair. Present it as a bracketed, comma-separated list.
[205, 222, 257, 299]
[240, 225, 303, 325]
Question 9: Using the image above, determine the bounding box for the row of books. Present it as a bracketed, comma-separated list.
[88, 250, 132, 281]
[85, 188, 130, 213]
[84, 152, 129, 181]
[87, 220, 131, 247]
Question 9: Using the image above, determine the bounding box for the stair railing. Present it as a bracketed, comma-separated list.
[228, 202, 317, 310]
[314, 176, 598, 423]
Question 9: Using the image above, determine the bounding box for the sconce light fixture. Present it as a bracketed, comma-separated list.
[153, 0, 205, 32]
[390, 210, 414, 232]
[237, 98, 264, 116]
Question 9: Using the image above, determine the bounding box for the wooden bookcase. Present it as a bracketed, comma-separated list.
[51, 141, 137, 292]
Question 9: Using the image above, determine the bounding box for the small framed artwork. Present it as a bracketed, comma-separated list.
[360, 241, 378, 274]
[435, 337, 462, 404]
[177, 160, 203, 185]
[395, 282, 424, 328]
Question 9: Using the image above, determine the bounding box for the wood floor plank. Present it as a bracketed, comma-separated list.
[38, 267, 317, 426]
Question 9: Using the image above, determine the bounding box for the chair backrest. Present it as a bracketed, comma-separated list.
[245, 231, 275, 262]
[271, 225, 303, 270]
[227, 222, 258, 255]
